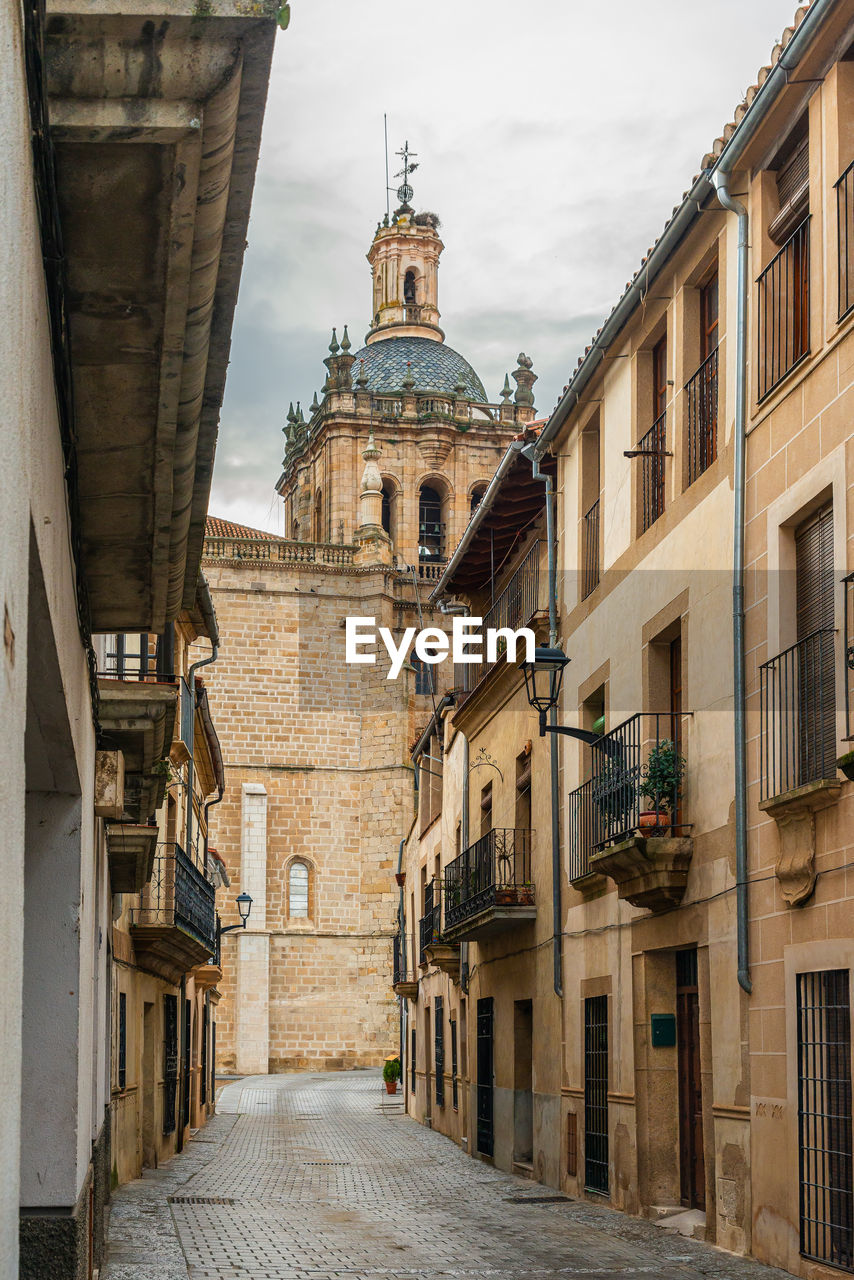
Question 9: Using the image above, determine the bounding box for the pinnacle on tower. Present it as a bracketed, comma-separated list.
[341, 325, 351, 352]
[329, 327, 339, 355]
[500, 373, 513, 403]
[310, 391, 320, 415]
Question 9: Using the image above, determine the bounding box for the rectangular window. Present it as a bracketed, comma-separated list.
[118, 992, 127, 1091]
[759, 131, 810, 400]
[476, 997, 494, 1156]
[797, 969, 853, 1270]
[686, 272, 719, 484]
[584, 994, 609, 1195]
[451, 1019, 459, 1111]
[480, 782, 493, 838]
[435, 996, 445, 1107]
[638, 337, 667, 532]
[163, 994, 178, 1136]
[411, 1028, 416, 1093]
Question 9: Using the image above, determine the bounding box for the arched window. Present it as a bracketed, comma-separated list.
[411, 654, 433, 696]
[292, 519, 299, 542]
[470, 486, 486, 515]
[313, 491, 324, 544]
[404, 269, 416, 303]
[381, 480, 393, 536]
[289, 862, 310, 918]
[418, 484, 444, 562]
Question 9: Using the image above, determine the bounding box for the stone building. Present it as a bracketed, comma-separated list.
[1, 3, 274, 1274]
[201, 183, 538, 1074]
[396, 4, 854, 1277]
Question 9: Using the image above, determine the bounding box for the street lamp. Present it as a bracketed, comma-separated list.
[519, 647, 616, 752]
[217, 891, 253, 946]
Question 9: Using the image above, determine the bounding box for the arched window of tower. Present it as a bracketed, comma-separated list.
[289, 861, 310, 918]
[471, 486, 486, 515]
[381, 479, 395, 538]
[418, 484, 444, 562]
[404, 269, 416, 304]
[313, 489, 324, 543]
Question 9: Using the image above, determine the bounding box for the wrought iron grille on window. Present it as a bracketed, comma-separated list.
[797, 969, 854, 1271]
[568, 711, 689, 880]
[582, 499, 600, 599]
[757, 216, 810, 400]
[435, 997, 445, 1107]
[584, 994, 609, 1195]
[759, 628, 836, 801]
[685, 345, 719, 484]
[836, 160, 854, 322]
[444, 827, 533, 929]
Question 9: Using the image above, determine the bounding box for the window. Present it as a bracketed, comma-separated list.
[450, 1019, 459, 1110]
[418, 485, 444, 561]
[289, 861, 310, 918]
[435, 996, 445, 1107]
[797, 969, 853, 1270]
[515, 748, 532, 842]
[480, 782, 493, 839]
[381, 480, 394, 536]
[404, 269, 416, 303]
[580, 414, 601, 597]
[313, 490, 324, 544]
[758, 127, 810, 399]
[118, 992, 127, 1091]
[637, 337, 667, 532]
[584, 994, 609, 1194]
[411, 654, 433, 696]
[470, 486, 486, 515]
[686, 271, 720, 484]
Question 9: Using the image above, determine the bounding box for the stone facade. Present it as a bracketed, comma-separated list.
[202, 193, 537, 1073]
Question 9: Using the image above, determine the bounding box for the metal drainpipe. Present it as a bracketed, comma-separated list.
[527, 450, 562, 999]
[186, 643, 218, 861]
[712, 169, 752, 995]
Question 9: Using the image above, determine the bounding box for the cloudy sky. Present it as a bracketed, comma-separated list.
[211, 0, 802, 533]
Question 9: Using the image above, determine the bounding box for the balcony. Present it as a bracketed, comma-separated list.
[105, 823, 158, 895]
[757, 216, 810, 400]
[685, 345, 718, 484]
[759, 629, 841, 906]
[203, 534, 356, 566]
[393, 932, 419, 1000]
[455, 540, 544, 695]
[419, 881, 460, 979]
[131, 843, 217, 984]
[97, 635, 178, 823]
[443, 829, 535, 942]
[570, 712, 693, 912]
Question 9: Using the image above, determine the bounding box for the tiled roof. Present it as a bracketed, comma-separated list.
[351, 336, 488, 403]
[205, 515, 277, 539]
[550, 1, 816, 414]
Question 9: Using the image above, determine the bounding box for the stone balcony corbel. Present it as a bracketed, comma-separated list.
[589, 835, 694, 912]
[759, 778, 842, 907]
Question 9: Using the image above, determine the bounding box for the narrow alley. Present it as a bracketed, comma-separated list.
[102, 1074, 792, 1280]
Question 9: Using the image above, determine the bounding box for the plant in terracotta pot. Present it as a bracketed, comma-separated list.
[638, 739, 686, 835]
[382, 1056, 401, 1095]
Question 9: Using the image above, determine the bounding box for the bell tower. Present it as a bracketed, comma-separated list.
[366, 141, 444, 345]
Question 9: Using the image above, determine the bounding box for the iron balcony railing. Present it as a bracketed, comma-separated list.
[444, 828, 533, 930]
[757, 215, 810, 401]
[419, 880, 442, 962]
[393, 931, 419, 986]
[99, 631, 175, 682]
[454, 540, 543, 694]
[132, 842, 217, 954]
[760, 629, 837, 802]
[836, 159, 854, 322]
[582, 499, 600, 599]
[568, 712, 689, 881]
[685, 345, 719, 484]
[638, 413, 666, 532]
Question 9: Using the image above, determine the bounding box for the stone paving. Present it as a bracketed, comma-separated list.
[101, 1072, 794, 1280]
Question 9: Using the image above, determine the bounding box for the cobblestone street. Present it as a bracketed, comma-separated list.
[101, 1073, 794, 1280]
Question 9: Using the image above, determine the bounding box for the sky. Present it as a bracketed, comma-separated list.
[211, 0, 803, 534]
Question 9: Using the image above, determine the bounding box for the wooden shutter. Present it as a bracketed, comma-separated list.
[796, 504, 834, 639]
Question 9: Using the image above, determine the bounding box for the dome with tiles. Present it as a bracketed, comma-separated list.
[351, 336, 488, 404]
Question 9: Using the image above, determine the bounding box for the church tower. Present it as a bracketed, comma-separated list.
[200, 152, 540, 1078]
[276, 149, 538, 573]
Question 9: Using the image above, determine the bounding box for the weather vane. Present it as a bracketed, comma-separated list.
[394, 140, 418, 207]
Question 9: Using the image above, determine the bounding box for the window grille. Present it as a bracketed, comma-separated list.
[584, 994, 609, 1194]
[797, 969, 853, 1271]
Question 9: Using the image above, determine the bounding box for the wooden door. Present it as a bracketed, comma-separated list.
[677, 949, 705, 1209]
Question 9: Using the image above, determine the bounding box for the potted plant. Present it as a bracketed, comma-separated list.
[382, 1056, 401, 1095]
[638, 739, 686, 834]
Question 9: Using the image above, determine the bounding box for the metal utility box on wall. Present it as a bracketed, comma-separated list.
[651, 1013, 677, 1047]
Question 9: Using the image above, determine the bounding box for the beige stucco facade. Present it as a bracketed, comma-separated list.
[396, 9, 854, 1279]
